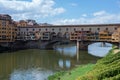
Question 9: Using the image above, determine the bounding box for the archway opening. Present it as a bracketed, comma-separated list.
[88, 42, 112, 57]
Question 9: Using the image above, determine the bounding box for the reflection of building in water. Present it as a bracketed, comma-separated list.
[58, 59, 71, 69]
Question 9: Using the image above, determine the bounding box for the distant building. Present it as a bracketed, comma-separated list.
[17, 20, 27, 27]
[0, 14, 17, 42]
[26, 19, 37, 26]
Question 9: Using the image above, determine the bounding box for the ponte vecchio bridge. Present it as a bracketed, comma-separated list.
[17, 23, 120, 49]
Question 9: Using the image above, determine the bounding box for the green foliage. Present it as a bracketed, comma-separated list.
[48, 48, 120, 80]
[48, 64, 94, 80]
[77, 49, 120, 80]
[48, 71, 65, 80]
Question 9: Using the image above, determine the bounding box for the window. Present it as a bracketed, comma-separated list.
[46, 28, 47, 31]
[114, 27, 117, 30]
[74, 28, 76, 31]
[81, 28, 84, 31]
[26, 28, 29, 31]
[106, 28, 108, 30]
[39, 29, 41, 31]
[89, 28, 91, 31]
[97, 28, 100, 31]
[66, 28, 68, 31]
[52, 28, 54, 31]
[33, 28, 35, 31]
[2, 21, 6, 27]
[2, 35, 6, 39]
[59, 28, 61, 31]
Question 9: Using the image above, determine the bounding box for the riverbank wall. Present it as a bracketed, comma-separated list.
[0, 40, 71, 52]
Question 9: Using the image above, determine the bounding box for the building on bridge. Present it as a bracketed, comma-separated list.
[99, 30, 112, 41]
[111, 28, 120, 42]
[17, 23, 120, 41]
[0, 14, 120, 42]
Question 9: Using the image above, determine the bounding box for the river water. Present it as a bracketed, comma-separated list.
[0, 43, 112, 80]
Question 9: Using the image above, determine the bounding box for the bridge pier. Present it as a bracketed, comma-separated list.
[76, 40, 79, 61]
[101, 42, 106, 47]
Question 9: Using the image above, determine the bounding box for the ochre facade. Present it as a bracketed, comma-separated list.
[0, 14, 17, 42]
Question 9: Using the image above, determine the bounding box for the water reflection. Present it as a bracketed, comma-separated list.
[88, 42, 112, 57]
[55, 44, 76, 57]
[0, 43, 106, 80]
[58, 59, 71, 69]
[10, 68, 53, 80]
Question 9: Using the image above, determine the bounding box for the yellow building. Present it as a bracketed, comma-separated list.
[70, 31, 91, 40]
[99, 30, 111, 41]
[0, 14, 17, 42]
[111, 27, 120, 42]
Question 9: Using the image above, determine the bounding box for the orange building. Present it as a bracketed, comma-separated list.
[99, 30, 112, 41]
[111, 27, 120, 42]
[70, 31, 90, 40]
[0, 14, 17, 42]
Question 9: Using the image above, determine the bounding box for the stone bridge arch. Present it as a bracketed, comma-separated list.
[78, 41, 119, 50]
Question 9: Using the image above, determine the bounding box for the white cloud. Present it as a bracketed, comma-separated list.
[52, 11, 120, 25]
[70, 3, 78, 7]
[82, 14, 87, 17]
[0, 0, 65, 20]
[93, 11, 106, 16]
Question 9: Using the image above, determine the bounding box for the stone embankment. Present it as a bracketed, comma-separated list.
[0, 39, 70, 52]
[0, 40, 56, 52]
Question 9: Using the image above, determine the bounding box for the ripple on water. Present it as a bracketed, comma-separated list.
[10, 68, 54, 80]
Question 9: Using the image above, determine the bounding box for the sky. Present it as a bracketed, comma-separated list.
[0, 0, 120, 25]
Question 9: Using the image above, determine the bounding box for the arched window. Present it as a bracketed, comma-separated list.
[97, 28, 100, 31]
[59, 28, 61, 31]
[114, 27, 117, 30]
[81, 28, 84, 31]
[66, 28, 68, 31]
[89, 28, 91, 31]
[46, 28, 47, 31]
[106, 28, 108, 30]
[74, 28, 76, 31]
[39, 29, 41, 31]
[26, 28, 29, 31]
[52, 28, 54, 31]
[33, 28, 35, 31]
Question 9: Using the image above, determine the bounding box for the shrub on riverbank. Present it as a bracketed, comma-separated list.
[77, 49, 120, 80]
[48, 47, 120, 80]
[48, 64, 94, 80]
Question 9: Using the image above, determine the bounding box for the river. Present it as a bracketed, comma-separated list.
[0, 42, 112, 80]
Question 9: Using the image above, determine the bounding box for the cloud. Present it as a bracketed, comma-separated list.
[0, 0, 65, 20]
[82, 14, 87, 17]
[52, 11, 120, 25]
[93, 11, 106, 16]
[70, 3, 78, 7]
